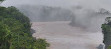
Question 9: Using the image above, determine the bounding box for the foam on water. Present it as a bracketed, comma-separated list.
[32, 21, 103, 49]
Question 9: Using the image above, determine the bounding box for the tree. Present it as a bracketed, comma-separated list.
[102, 17, 111, 49]
[0, 4, 49, 49]
[0, 0, 4, 1]
[0, 22, 11, 49]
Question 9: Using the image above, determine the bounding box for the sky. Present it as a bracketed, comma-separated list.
[1, 0, 111, 11]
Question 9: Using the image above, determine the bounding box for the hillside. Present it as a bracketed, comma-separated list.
[0, 6, 49, 49]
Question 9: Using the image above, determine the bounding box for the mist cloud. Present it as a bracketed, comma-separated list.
[70, 7, 111, 32]
[1, 0, 111, 11]
[2, 0, 111, 32]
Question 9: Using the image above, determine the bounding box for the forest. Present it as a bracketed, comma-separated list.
[102, 17, 111, 49]
[0, 0, 49, 49]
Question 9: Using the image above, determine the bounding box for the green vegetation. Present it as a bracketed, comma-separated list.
[0, 0, 4, 1]
[102, 17, 111, 49]
[0, 1, 49, 49]
[108, 45, 111, 49]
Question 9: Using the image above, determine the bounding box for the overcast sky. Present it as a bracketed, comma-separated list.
[2, 0, 111, 11]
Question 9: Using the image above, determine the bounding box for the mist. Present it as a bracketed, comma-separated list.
[15, 4, 111, 32]
[1, 0, 111, 34]
[2, 0, 111, 11]
[2, 0, 111, 49]
[70, 7, 111, 32]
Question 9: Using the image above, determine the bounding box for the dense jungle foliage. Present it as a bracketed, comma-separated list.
[102, 17, 111, 49]
[0, 2, 49, 49]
